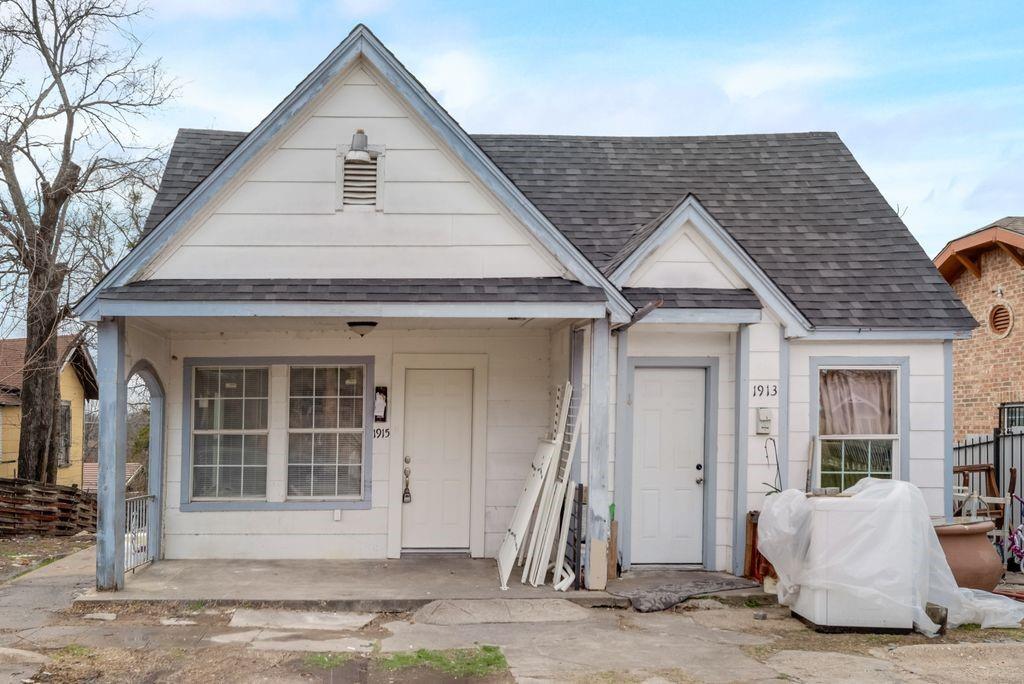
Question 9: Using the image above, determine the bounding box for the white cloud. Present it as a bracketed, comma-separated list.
[717, 57, 858, 99]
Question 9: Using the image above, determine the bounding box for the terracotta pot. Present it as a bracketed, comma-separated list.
[935, 520, 1003, 591]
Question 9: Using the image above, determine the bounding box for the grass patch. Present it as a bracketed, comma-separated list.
[56, 644, 94, 659]
[378, 646, 507, 678]
[303, 652, 351, 670]
[955, 623, 981, 632]
[186, 600, 207, 612]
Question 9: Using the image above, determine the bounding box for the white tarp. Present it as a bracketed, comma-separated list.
[758, 478, 1024, 636]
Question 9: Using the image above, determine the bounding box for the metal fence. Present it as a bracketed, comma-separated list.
[953, 430, 1024, 531]
[124, 494, 155, 573]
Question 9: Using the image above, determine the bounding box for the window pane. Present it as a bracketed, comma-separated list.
[820, 441, 843, 471]
[315, 367, 340, 396]
[843, 472, 870, 490]
[218, 467, 242, 497]
[289, 433, 312, 464]
[242, 467, 267, 497]
[290, 367, 314, 396]
[338, 434, 362, 465]
[870, 440, 893, 474]
[314, 397, 339, 429]
[194, 398, 215, 430]
[340, 367, 363, 396]
[844, 440, 869, 473]
[244, 434, 267, 466]
[220, 434, 243, 465]
[221, 399, 244, 430]
[819, 369, 896, 435]
[195, 369, 219, 398]
[338, 465, 361, 497]
[311, 465, 336, 496]
[820, 472, 842, 489]
[220, 369, 244, 398]
[288, 465, 311, 497]
[193, 466, 217, 497]
[244, 398, 268, 430]
[313, 433, 338, 464]
[245, 368, 268, 397]
[340, 398, 362, 428]
[290, 398, 313, 429]
[194, 434, 218, 465]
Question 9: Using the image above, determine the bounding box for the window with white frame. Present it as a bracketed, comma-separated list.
[817, 367, 898, 490]
[287, 365, 365, 498]
[191, 367, 269, 498]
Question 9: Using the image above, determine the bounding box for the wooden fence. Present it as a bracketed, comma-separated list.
[0, 477, 97, 536]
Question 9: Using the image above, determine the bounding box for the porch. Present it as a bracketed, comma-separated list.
[76, 556, 628, 611]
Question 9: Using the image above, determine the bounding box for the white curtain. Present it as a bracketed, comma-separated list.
[819, 369, 895, 435]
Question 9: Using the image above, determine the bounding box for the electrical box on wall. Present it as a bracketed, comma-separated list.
[756, 408, 772, 435]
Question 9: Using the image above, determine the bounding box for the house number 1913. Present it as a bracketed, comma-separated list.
[751, 383, 779, 398]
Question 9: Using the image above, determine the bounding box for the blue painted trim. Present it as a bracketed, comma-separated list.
[732, 325, 750, 576]
[944, 340, 954, 521]
[179, 355, 374, 512]
[778, 329, 790, 489]
[608, 197, 811, 336]
[808, 356, 912, 486]
[96, 317, 126, 590]
[128, 360, 165, 562]
[640, 308, 762, 324]
[586, 318, 611, 584]
[85, 300, 607, 322]
[74, 25, 634, 324]
[617, 356, 719, 571]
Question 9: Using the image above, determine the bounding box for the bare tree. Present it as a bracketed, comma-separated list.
[0, 0, 172, 482]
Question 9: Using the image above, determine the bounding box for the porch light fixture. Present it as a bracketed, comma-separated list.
[347, 321, 378, 337]
[345, 129, 373, 164]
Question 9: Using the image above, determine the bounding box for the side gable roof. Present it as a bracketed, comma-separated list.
[474, 133, 974, 331]
[934, 216, 1024, 284]
[75, 24, 632, 322]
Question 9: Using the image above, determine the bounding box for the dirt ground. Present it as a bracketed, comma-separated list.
[0, 533, 95, 584]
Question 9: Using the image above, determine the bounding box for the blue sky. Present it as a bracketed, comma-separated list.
[136, 0, 1024, 256]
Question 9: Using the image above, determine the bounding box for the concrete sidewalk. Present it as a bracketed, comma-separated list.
[75, 556, 630, 611]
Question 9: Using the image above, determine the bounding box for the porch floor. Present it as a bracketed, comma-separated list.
[75, 556, 631, 611]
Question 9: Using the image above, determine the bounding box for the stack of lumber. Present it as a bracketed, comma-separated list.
[0, 477, 97, 536]
[497, 382, 581, 591]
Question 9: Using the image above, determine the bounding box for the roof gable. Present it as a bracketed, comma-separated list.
[75, 25, 631, 322]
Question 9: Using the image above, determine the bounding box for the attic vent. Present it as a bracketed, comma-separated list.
[338, 129, 383, 210]
[989, 303, 1013, 337]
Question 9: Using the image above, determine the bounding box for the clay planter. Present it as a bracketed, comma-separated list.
[935, 520, 1003, 591]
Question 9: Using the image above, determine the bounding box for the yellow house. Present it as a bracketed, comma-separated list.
[0, 336, 98, 487]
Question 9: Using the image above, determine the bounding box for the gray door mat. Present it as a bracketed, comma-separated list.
[608, 570, 759, 612]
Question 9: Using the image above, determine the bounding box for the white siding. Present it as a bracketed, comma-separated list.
[787, 339, 948, 515]
[138, 326, 561, 560]
[144, 63, 563, 281]
[625, 221, 745, 288]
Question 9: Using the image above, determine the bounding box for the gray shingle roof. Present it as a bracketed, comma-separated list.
[140, 128, 974, 331]
[98, 278, 606, 302]
[621, 288, 761, 310]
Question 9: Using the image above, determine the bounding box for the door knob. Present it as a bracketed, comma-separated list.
[696, 477, 704, 485]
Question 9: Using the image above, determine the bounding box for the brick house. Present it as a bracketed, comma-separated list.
[935, 217, 1024, 438]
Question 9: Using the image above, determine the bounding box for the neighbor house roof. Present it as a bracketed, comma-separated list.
[0, 335, 99, 404]
[934, 216, 1024, 283]
[98, 278, 607, 302]
[139, 127, 973, 331]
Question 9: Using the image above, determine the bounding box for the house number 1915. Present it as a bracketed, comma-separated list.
[374, 427, 390, 439]
[751, 383, 779, 398]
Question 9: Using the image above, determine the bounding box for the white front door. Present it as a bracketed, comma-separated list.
[631, 367, 705, 564]
[401, 369, 473, 550]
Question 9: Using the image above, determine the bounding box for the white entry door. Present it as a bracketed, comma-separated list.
[402, 369, 474, 550]
[631, 367, 706, 564]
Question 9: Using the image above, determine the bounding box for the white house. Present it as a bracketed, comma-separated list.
[76, 25, 975, 591]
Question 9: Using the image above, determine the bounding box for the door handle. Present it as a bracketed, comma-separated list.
[403, 460, 412, 503]
[696, 477, 704, 485]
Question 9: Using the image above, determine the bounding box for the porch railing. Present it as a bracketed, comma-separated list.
[125, 494, 155, 573]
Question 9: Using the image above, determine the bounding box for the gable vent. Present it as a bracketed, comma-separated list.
[339, 129, 383, 209]
[342, 156, 378, 206]
[990, 303, 1013, 337]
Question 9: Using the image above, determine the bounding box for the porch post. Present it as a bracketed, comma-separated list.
[96, 316, 126, 590]
[586, 316, 611, 590]
[732, 324, 751, 576]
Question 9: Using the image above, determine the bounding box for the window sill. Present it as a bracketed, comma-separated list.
[180, 499, 372, 512]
